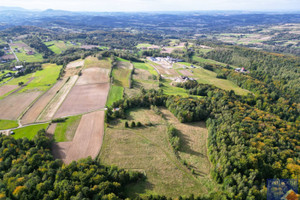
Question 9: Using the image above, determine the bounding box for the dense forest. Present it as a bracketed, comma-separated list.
[0, 131, 144, 199]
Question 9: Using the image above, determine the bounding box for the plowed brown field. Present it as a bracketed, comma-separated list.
[0, 91, 41, 120]
[76, 68, 110, 85]
[0, 85, 18, 96]
[53, 110, 105, 164]
[54, 83, 109, 118]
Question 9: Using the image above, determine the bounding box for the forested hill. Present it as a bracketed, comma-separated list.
[0, 131, 144, 199]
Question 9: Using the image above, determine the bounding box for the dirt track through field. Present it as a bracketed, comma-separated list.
[21, 79, 66, 124]
[0, 85, 18, 96]
[37, 76, 78, 122]
[54, 83, 109, 118]
[53, 110, 105, 164]
[0, 91, 41, 120]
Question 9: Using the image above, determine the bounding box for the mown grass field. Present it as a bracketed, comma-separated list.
[12, 123, 49, 140]
[100, 108, 213, 198]
[19, 63, 62, 92]
[0, 120, 18, 130]
[84, 56, 111, 69]
[45, 40, 79, 54]
[112, 60, 132, 88]
[53, 115, 82, 142]
[106, 85, 124, 107]
[133, 62, 158, 76]
[136, 43, 152, 48]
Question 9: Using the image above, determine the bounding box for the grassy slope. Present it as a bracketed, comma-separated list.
[54, 115, 82, 142]
[106, 85, 124, 107]
[112, 60, 132, 88]
[84, 56, 111, 69]
[11, 41, 43, 62]
[45, 40, 79, 54]
[133, 62, 158, 76]
[100, 108, 212, 198]
[0, 120, 18, 129]
[12, 123, 49, 140]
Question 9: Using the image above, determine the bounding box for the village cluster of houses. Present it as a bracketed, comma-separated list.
[149, 56, 184, 63]
[235, 67, 249, 73]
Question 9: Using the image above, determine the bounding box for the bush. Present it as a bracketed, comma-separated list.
[137, 122, 142, 127]
[52, 118, 67, 123]
[125, 121, 129, 128]
[131, 121, 136, 128]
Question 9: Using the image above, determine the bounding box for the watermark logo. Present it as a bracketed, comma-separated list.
[267, 179, 299, 200]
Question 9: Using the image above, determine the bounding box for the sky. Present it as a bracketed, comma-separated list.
[1, 0, 300, 12]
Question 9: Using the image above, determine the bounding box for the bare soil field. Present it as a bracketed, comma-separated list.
[37, 76, 78, 122]
[21, 79, 66, 124]
[179, 70, 194, 76]
[54, 83, 109, 118]
[0, 85, 18, 96]
[47, 123, 57, 135]
[53, 110, 105, 164]
[76, 68, 110, 85]
[0, 91, 41, 120]
[66, 60, 84, 69]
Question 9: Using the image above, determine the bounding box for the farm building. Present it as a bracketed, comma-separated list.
[173, 76, 195, 83]
[27, 51, 35, 55]
[235, 67, 249, 73]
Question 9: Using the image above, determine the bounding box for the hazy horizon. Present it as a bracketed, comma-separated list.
[1, 0, 300, 12]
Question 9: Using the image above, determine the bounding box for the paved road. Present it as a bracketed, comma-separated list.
[8, 43, 19, 62]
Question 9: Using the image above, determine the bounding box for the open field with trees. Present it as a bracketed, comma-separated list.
[100, 108, 214, 198]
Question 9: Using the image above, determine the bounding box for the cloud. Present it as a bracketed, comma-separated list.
[0, 0, 299, 11]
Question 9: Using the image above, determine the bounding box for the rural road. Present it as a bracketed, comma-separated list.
[9, 43, 19, 62]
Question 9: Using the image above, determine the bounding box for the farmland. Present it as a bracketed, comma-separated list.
[112, 60, 133, 88]
[0, 120, 18, 129]
[45, 40, 79, 54]
[106, 85, 124, 107]
[99, 108, 214, 198]
[11, 41, 43, 62]
[53, 115, 82, 142]
[12, 123, 49, 140]
[84, 56, 111, 69]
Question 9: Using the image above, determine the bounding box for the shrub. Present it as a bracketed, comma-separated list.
[137, 122, 142, 127]
[131, 121, 136, 128]
[125, 121, 129, 128]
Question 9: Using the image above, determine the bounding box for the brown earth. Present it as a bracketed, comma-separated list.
[21, 79, 66, 124]
[53, 110, 105, 164]
[0, 85, 18, 96]
[153, 64, 178, 76]
[1, 54, 15, 60]
[54, 83, 109, 118]
[37, 76, 78, 122]
[81, 45, 98, 49]
[0, 91, 41, 120]
[76, 68, 110, 85]
[66, 60, 84, 69]
[179, 70, 194, 76]
[46, 123, 57, 139]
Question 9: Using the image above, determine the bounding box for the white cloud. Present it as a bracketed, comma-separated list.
[0, 0, 299, 11]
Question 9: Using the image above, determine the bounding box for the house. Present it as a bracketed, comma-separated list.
[112, 108, 120, 112]
[235, 67, 250, 73]
[27, 51, 35, 55]
[13, 65, 24, 71]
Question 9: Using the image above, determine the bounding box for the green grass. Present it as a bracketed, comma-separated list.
[136, 43, 152, 48]
[116, 57, 130, 62]
[84, 56, 111, 69]
[106, 85, 124, 107]
[12, 123, 49, 140]
[112, 61, 132, 87]
[0, 120, 18, 130]
[160, 79, 189, 97]
[45, 40, 79, 54]
[53, 115, 82, 142]
[11, 41, 43, 62]
[100, 108, 213, 198]
[18, 63, 62, 92]
[133, 62, 158, 76]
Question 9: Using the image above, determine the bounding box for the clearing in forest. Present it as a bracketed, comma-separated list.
[99, 108, 214, 198]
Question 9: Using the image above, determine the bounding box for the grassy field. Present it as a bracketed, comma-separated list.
[53, 115, 82, 142]
[160, 79, 189, 97]
[12, 123, 49, 140]
[106, 85, 124, 107]
[133, 62, 158, 76]
[136, 43, 152, 48]
[19, 63, 62, 92]
[0, 120, 18, 129]
[112, 60, 132, 87]
[45, 40, 79, 54]
[100, 108, 213, 198]
[11, 41, 43, 62]
[84, 56, 111, 69]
